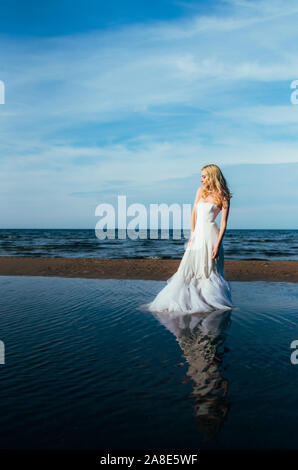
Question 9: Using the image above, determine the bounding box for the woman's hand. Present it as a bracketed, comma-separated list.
[211, 245, 219, 259]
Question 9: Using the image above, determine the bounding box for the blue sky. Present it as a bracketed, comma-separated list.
[0, 0, 298, 229]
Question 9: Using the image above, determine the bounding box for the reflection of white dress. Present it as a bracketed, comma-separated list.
[144, 200, 234, 314]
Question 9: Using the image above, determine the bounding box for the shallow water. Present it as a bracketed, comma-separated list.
[0, 276, 297, 449]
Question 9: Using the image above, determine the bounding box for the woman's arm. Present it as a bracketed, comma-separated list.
[212, 197, 230, 257]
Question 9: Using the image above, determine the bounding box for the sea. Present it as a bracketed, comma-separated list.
[0, 228, 297, 450]
[0, 228, 297, 260]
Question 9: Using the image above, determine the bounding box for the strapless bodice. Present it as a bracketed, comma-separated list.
[196, 200, 220, 224]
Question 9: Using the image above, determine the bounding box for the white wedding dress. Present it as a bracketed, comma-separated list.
[143, 200, 234, 314]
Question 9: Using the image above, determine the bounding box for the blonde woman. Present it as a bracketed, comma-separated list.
[145, 164, 234, 314]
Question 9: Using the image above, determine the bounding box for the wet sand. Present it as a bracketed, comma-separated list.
[0, 257, 297, 282]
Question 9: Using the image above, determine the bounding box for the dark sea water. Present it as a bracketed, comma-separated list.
[0, 228, 297, 260]
[0, 275, 297, 449]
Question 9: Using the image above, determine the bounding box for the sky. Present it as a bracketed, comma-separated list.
[0, 0, 298, 229]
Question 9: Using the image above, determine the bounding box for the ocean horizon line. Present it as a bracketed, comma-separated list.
[0, 228, 297, 231]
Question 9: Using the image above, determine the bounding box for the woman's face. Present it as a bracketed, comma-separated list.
[201, 170, 209, 187]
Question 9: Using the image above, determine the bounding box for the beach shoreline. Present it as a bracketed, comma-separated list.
[0, 257, 297, 282]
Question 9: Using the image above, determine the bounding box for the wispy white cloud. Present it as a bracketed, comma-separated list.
[218, 105, 298, 125]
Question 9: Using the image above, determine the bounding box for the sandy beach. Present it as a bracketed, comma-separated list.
[0, 256, 297, 282]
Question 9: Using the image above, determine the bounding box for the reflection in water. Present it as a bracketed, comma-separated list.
[151, 308, 233, 441]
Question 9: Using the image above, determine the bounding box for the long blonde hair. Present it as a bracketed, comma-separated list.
[201, 164, 232, 208]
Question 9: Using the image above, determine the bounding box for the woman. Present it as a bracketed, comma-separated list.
[144, 164, 234, 314]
